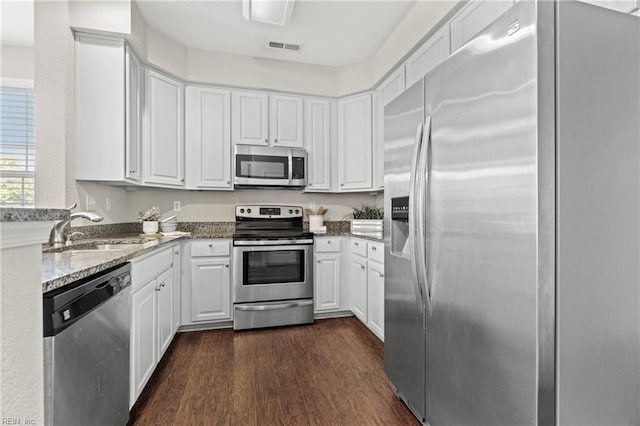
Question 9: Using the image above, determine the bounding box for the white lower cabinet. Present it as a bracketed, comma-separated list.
[313, 236, 350, 314]
[349, 238, 385, 341]
[181, 239, 232, 326]
[130, 246, 175, 407]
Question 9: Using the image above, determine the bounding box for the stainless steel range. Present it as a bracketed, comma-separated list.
[232, 205, 314, 330]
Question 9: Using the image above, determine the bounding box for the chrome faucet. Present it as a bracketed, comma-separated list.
[49, 203, 103, 246]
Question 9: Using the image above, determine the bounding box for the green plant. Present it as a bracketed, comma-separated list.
[351, 204, 383, 220]
[137, 206, 161, 222]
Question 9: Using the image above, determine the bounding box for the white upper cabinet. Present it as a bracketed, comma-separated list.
[185, 86, 232, 190]
[450, 0, 515, 52]
[76, 34, 139, 184]
[232, 91, 269, 146]
[304, 98, 332, 191]
[338, 93, 373, 191]
[373, 68, 406, 190]
[232, 91, 304, 148]
[405, 25, 451, 87]
[144, 69, 185, 187]
[269, 95, 304, 147]
[125, 47, 143, 183]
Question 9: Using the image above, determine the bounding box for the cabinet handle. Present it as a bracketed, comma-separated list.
[175, 250, 180, 255]
[360, 265, 365, 270]
[379, 273, 384, 278]
[129, 169, 135, 173]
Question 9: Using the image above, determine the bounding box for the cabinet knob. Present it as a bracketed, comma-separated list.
[354, 242, 359, 246]
[208, 243, 213, 248]
[360, 265, 365, 270]
[160, 282, 166, 288]
[372, 246, 377, 251]
[327, 240, 331, 244]
[155, 287, 160, 292]
[340, 183, 344, 187]
[317, 260, 320, 264]
[225, 264, 229, 268]
[264, 138, 268, 143]
[379, 273, 384, 278]
[175, 250, 180, 255]
[309, 183, 312, 187]
[227, 181, 230, 184]
[274, 138, 278, 143]
[129, 169, 135, 173]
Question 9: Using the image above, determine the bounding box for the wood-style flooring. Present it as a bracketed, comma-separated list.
[129, 317, 419, 425]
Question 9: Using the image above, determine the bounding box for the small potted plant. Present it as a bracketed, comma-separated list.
[138, 206, 162, 234]
[350, 204, 384, 238]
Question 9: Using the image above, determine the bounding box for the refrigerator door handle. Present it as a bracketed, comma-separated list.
[409, 122, 425, 304]
[416, 116, 432, 312]
[421, 115, 433, 311]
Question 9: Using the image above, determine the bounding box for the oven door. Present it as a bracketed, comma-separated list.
[233, 243, 313, 303]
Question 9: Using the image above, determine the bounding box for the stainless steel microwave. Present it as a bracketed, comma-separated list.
[234, 146, 306, 189]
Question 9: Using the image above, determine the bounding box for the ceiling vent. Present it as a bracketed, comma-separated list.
[266, 40, 302, 52]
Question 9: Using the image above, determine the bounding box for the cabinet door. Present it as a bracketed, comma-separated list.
[131, 279, 157, 407]
[405, 25, 451, 87]
[373, 68, 406, 190]
[304, 98, 332, 191]
[338, 94, 373, 191]
[145, 69, 185, 186]
[156, 267, 174, 358]
[350, 255, 368, 323]
[75, 35, 126, 182]
[185, 86, 232, 189]
[232, 91, 269, 146]
[450, 0, 514, 52]
[172, 246, 181, 330]
[270, 95, 304, 147]
[367, 260, 385, 341]
[314, 253, 341, 312]
[125, 47, 142, 182]
[190, 258, 231, 322]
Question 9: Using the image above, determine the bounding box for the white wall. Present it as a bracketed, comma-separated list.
[146, 26, 187, 78]
[127, 188, 380, 222]
[0, 46, 34, 82]
[68, 0, 131, 35]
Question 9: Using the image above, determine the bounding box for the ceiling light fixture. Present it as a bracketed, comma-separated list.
[242, 0, 296, 26]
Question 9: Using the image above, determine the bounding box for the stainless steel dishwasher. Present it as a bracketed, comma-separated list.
[43, 263, 131, 426]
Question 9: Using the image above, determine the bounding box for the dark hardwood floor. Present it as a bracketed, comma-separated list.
[129, 317, 419, 425]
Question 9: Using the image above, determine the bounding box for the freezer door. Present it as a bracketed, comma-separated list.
[423, 2, 539, 425]
[383, 79, 426, 421]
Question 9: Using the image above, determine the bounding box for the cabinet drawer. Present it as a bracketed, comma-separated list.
[368, 242, 384, 263]
[315, 238, 341, 253]
[351, 239, 367, 257]
[131, 247, 173, 291]
[191, 240, 230, 257]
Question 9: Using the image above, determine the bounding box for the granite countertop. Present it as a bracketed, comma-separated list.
[1, 207, 69, 222]
[42, 234, 190, 293]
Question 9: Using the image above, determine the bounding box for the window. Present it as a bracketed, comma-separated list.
[0, 86, 35, 206]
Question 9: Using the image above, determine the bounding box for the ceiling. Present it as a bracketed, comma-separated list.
[135, 0, 415, 68]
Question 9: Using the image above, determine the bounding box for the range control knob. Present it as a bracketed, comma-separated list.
[295, 209, 299, 214]
[247, 208, 252, 214]
[289, 209, 293, 214]
[240, 208, 245, 213]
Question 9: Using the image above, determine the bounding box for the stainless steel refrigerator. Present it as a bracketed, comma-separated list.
[383, 1, 640, 425]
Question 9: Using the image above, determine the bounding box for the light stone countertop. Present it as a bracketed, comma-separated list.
[1, 207, 69, 222]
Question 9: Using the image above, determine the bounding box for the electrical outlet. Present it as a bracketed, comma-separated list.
[86, 195, 96, 211]
[105, 197, 112, 211]
[173, 201, 181, 211]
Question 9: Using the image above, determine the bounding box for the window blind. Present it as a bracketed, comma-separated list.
[0, 87, 35, 206]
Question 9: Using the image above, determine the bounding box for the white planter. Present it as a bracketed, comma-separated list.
[142, 221, 159, 234]
[350, 219, 383, 238]
[309, 215, 324, 231]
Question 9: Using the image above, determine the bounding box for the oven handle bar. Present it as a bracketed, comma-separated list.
[233, 239, 314, 246]
[235, 300, 314, 311]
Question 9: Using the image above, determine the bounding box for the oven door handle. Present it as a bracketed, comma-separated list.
[235, 300, 314, 311]
[233, 239, 314, 246]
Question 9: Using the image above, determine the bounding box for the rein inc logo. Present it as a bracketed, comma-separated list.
[1, 418, 35, 425]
